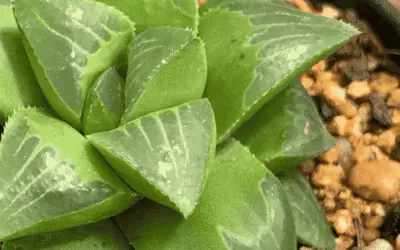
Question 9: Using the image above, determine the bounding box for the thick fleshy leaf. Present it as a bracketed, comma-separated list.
[235, 80, 335, 173]
[95, 0, 198, 34]
[0, 5, 48, 124]
[3, 219, 131, 250]
[14, 0, 135, 129]
[198, 0, 359, 142]
[279, 170, 335, 249]
[115, 139, 296, 250]
[88, 99, 216, 218]
[82, 67, 124, 135]
[121, 27, 207, 124]
[0, 108, 139, 241]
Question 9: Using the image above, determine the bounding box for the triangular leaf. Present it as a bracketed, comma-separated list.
[14, 0, 135, 129]
[0, 5, 48, 124]
[198, 0, 359, 142]
[235, 80, 335, 173]
[121, 27, 207, 124]
[88, 99, 216, 218]
[115, 139, 296, 250]
[0, 108, 139, 241]
[82, 67, 124, 135]
[95, 0, 199, 34]
[3, 219, 131, 250]
[279, 170, 335, 249]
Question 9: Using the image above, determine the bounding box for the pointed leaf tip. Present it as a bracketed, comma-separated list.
[235, 80, 335, 173]
[82, 66, 124, 135]
[115, 140, 296, 250]
[88, 99, 216, 217]
[198, 0, 359, 142]
[122, 27, 207, 124]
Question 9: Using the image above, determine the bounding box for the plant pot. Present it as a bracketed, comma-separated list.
[323, 0, 400, 66]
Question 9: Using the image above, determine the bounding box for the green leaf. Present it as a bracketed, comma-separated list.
[95, 0, 199, 34]
[0, 108, 139, 241]
[82, 67, 124, 135]
[14, 0, 135, 130]
[0, 5, 48, 124]
[121, 27, 207, 124]
[279, 170, 335, 249]
[115, 139, 296, 250]
[235, 80, 335, 173]
[198, 0, 359, 142]
[88, 99, 216, 218]
[3, 219, 132, 250]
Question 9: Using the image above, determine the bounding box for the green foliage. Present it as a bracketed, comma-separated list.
[95, 0, 199, 34]
[82, 67, 124, 135]
[14, 0, 135, 130]
[0, 5, 48, 124]
[0, 0, 360, 248]
[235, 79, 335, 173]
[279, 170, 336, 249]
[115, 140, 296, 250]
[2, 219, 131, 250]
[88, 99, 216, 218]
[199, 0, 358, 142]
[0, 108, 138, 240]
[121, 27, 207, 124]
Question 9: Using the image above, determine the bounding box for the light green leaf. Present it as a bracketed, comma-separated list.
[0, 108, 139, 241]
[235, 80, 335, 173]
[82, 67, 124, 135]
[198, 0, 359, 142]
[121, 27, 207, 124]
[88, 99, 216, 218]
[0, 5, 48, 124]
[199, 0, 286, 14]
[115, 139, 296, 250]
[279, 170, 335, 249]
[14, 0, 135, 130]
[3, 219, 132, 250]
[95, 0, 199, 34]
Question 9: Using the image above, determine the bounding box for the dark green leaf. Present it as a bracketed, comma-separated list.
[82, 67, 124, 135]
[279, 170, 335, 249]
[198, 0, 359, 142]
[0, 5, 48, 124]
[115, 139, 296, 250]
[235, 80, 335, 173]
[95, 0, 199, 34]
[0, 108, 139, 241]
[3, 219, 132, 250]
[88, 99, 216, 218]
[14, 0, 135, 129]
[121, 27, 207, 124]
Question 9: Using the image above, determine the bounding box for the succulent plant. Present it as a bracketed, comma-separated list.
[0, 0, 359, 249]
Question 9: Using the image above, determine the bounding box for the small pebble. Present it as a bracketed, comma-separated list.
[318, 146, 339, 164]
[364, 239, 394, 250]
[396, 234, 400, 250]
[363, 229, 381, 243]
[365, 215, 385, 229]
[347, 80, 371, 99]
[388, 89, 400, 108]
[369, 92, 393, 127]
[391, 109, 400, 125]
[312, 164, 345, 192]
[369, 72, 399, 99]
[348, 159, 400, 202]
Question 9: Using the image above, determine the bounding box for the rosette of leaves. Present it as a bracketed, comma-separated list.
[0, 0, 359, 249]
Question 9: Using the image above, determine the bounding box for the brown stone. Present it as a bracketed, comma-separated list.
[348, 159, 400, 202]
